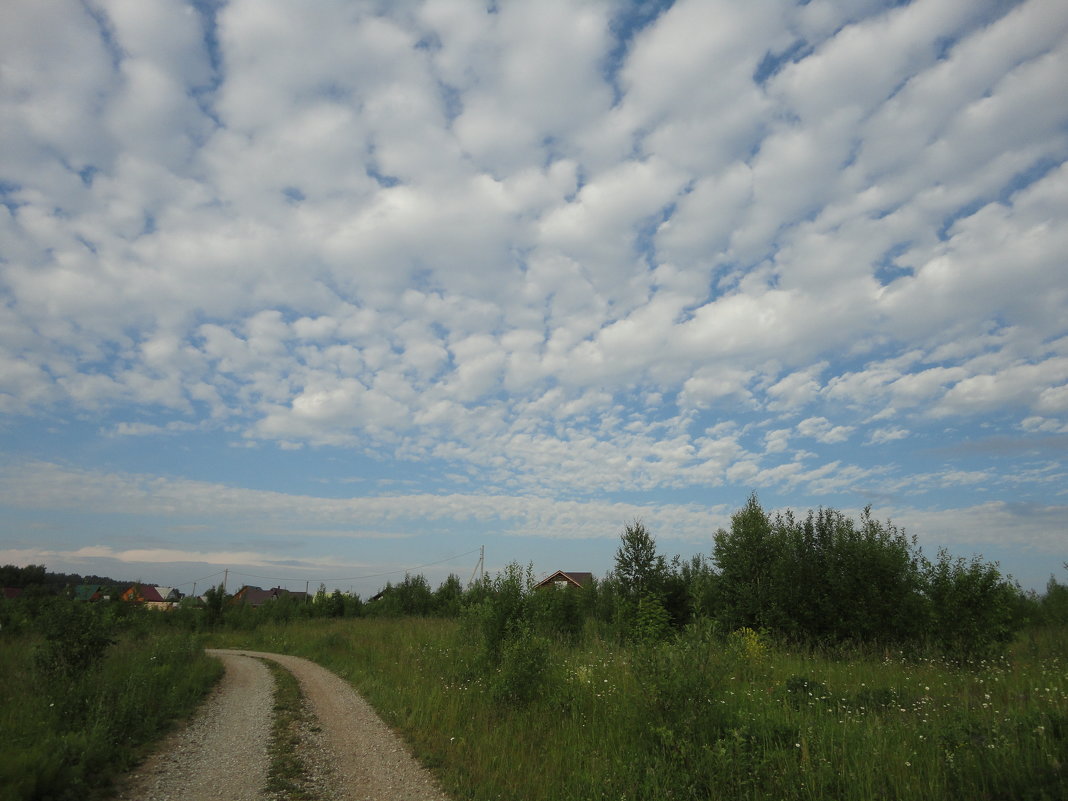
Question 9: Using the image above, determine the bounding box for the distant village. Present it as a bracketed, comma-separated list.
[1, 564, 313, 610]
[3, 580, 313, 609]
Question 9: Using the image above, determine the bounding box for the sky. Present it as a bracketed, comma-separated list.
[1, 0, 1066, 598]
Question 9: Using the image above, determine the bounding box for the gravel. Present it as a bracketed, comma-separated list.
[112, 651, 273, 801]
[111, 648, 451, 801]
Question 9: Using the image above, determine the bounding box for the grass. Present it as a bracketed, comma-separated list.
[0, 620, 222, 801]
[262, 658, 330, 801]
[4, 605, 1062, 800]
[210, 619, 1068, 801]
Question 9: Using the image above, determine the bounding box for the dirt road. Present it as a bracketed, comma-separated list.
[112, 649, 450, 801]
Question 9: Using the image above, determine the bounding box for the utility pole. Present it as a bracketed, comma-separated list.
[469, 545, 485, 587]
[223, 568, 228, 594]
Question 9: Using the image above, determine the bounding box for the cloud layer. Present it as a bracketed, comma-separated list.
[2, 0, 1066, 589]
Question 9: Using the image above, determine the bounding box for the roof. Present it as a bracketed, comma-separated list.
[232, 586, 306, 606]
[122, 584, 165, 603]
[534, 570, 593, 590]
[74, 584, 104, 601]
[2, 587, 23, 600]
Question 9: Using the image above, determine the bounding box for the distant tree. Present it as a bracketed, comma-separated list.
[0, 564, 47, 589]
[203, 583, 227, 626]
[613, 520, 669, 641]
[614, 520, 667, 602]
[712, 494, 778, 631]
[326, 588, 346, 617]
[923, 549, 1021, 659]
[1040, 571, 1068, 624]
[433, 574, 464, 617]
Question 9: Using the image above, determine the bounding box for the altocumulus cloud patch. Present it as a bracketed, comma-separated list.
[0, 0, 1066, 592]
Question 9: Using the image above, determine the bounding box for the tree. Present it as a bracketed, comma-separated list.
[923, 549, 1021, 659]
[614, 520, 666, 602]
[714, 496, 927, 646]
[203, 583, 227, 626]
[613, 520, 669, 641]
[712, 494, 777, 631]
[433, 574, 464, 617]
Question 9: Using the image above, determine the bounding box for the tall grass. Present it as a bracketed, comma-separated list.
[0, 611, 221, 801]
[211, 619, 1068, 801]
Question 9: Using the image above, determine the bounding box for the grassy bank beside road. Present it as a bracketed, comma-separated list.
[0, 603, 222, 801]
[210, 618, 1068, 801]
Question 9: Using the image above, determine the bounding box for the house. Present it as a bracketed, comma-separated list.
[2, 587, 23, 600]
[230, 585, 307, 607]
[121, 584, 164, 603]
[73, 584, 105, 602]
[121, 584, 178, 609]
[534, 571, 593, 590]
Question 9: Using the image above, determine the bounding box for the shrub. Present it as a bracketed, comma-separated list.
[923, 549, 1021, 660]
[489, 624, 551, 706]
[34, 600, 117, 679]
[727, 626, 769, 666]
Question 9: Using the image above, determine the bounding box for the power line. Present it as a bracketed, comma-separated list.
[171, 570, 226, 589]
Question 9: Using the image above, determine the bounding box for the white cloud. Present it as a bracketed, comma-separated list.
[867, 426, 909, 445]
[797, 417, 854, 444]
[1, 1, 1065, 589]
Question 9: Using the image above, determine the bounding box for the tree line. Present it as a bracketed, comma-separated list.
[5, 495, 1065, 660]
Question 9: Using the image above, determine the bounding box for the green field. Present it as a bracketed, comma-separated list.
[0, 601, 221, 801]
[209, 617, 1068, 801]
[1, 601, 1065, 800]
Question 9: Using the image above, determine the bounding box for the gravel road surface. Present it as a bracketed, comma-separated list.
[112, 648, 450, 801]
[113, 651, 272, 801]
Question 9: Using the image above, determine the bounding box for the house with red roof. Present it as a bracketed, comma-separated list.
[534, 570, 594, 590]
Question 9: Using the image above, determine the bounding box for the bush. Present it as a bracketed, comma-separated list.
[712, 495, 1021, 656]
[923, 549, 1021, 660]
[490, 624, 551, 706]
[34, 600, 117, 679]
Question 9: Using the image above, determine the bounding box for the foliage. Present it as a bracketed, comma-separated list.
[33, 599, 118, 678]
[1040, 570, 1068, 625]
[529, 582, 585, 644]
[923, 548, 1021, 660]
[489, 622, 552, 706]
[0, 563, 47, 589]
[366, 574, 436, 617]
[206, 617, 1068, 801]
[0, 610, 221, 801]
[712, 495, 1018, 657]
[203, 582, 227, 626]
[613, 519, 667, 602]
[712, 493, 779, 631]
[728, 626, 769, 666]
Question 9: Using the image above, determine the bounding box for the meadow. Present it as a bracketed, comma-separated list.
[208, 617, 1068, 801]
[0, 600, 221, 801]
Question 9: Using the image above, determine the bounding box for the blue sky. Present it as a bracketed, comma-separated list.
[1, 0, 1066, 597]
